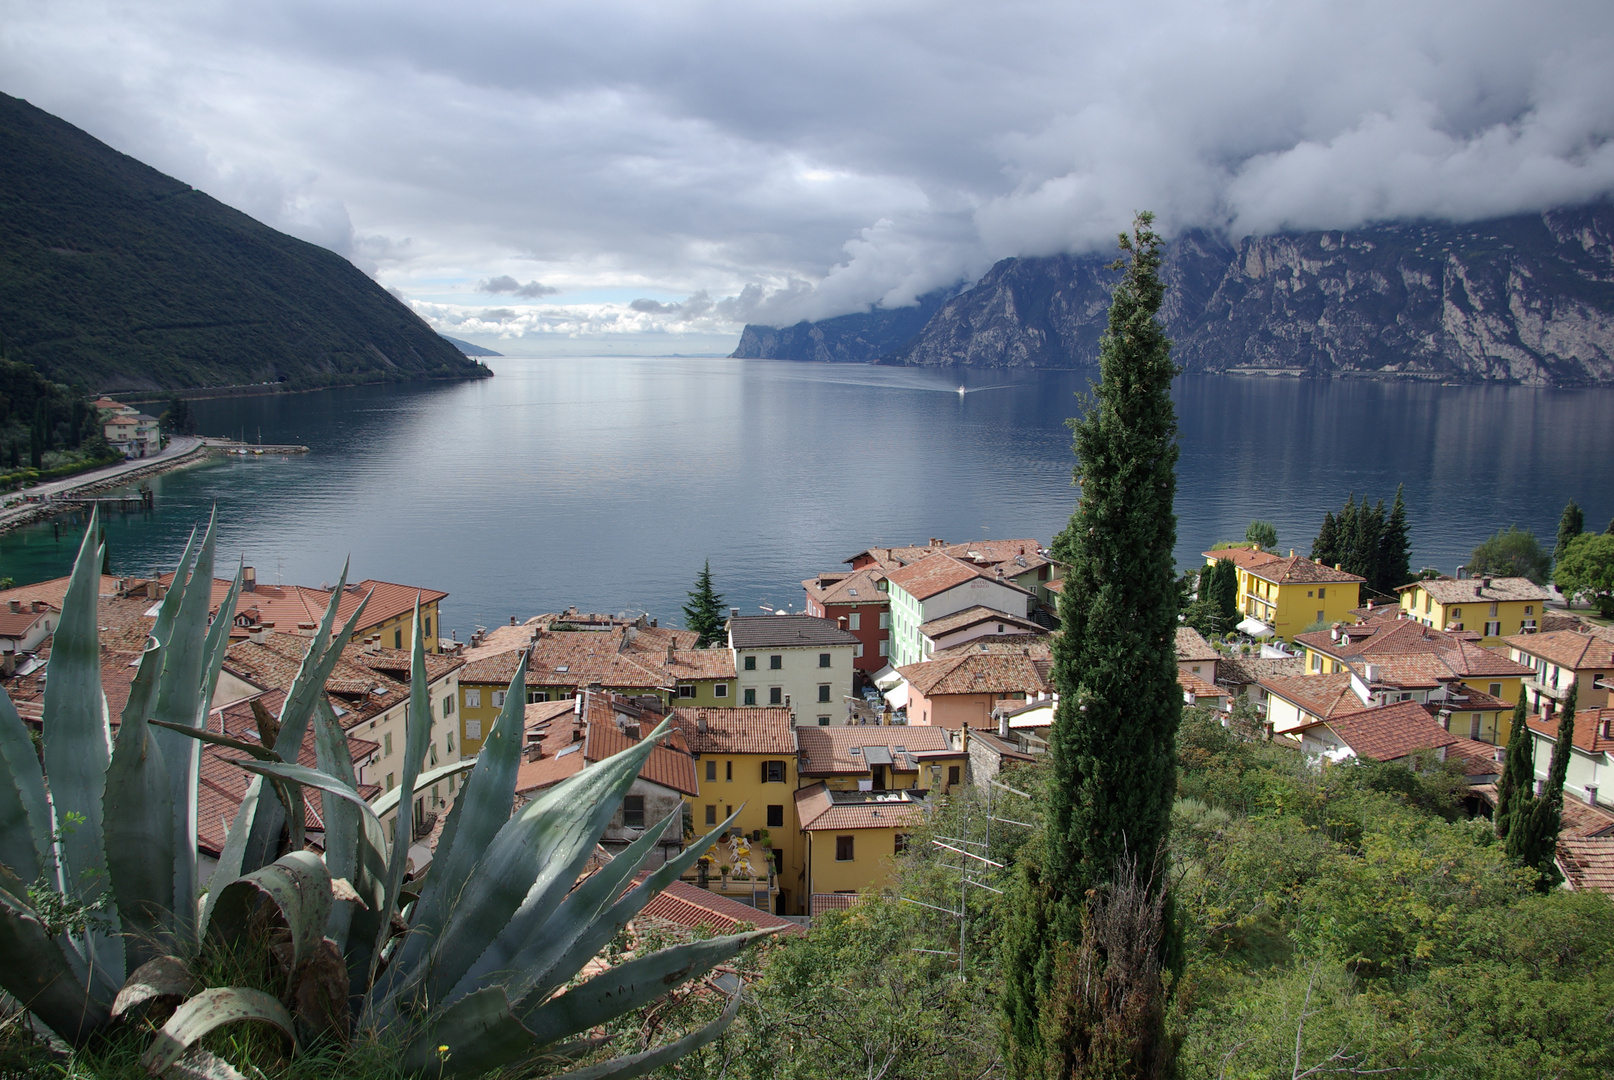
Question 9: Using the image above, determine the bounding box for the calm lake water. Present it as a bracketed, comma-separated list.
[2, 358, 1611, 639]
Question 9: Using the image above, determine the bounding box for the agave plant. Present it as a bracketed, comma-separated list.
[0, 511, 766, 1078]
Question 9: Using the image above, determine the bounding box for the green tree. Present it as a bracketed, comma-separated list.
[682, 559, 727, 647]
[1555, 499, 1585, 564]
[1310, 510, 1340, 567]
[1350, 498, 1384, 594]
[1506, 685, 1573, 891]
[159, 395, 196, 435]
[1245, 520, 1277, 550]
[1377, 484, 1411, 592]
[1002, 213, 1180, 1079]
[1494, 697, 1531, 842]
[1469, 526, 1551, 584]
[1554, 532, 1614, 618]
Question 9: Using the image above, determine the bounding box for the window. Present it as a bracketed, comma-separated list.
[385, 772, 395, 791]
[743, 688, 757, 706]
[466, 688, 481, 709]
[835, 835, 855, 861]
[818, 684, 831, 703]
[819, 653, 831, 668]
[465, 720, 482, 740]
[879, 640, 889, 656]
[879, 612, 890, 629]
[1451, 607, 1461, 619]
[1469, 714, 1482, 739]
[493, 690, 507, 708]
[947, 765, 961, 786]
[678, 684, 696, 699]
[1489, 602, 1499, 617]
[1489, 683, 1502, 698]
[706, 760, 717, 782]
[769, 655, 782, 670]
[527, 690, 548, 703]
[395, 629, 403, 649]
[1316, 611, 1325, 623]
[1311, 653, 1322, 673]
[446, 730, 454, 755]
[767, 804, 784, 828]
[424, 617, 432, 640]
[848, 613, 861, 630]
[725, 805, 732, 819]
[622, 796, 645, 828]
[725, 760, 733, 782]
[817, 716, 830, 726]
[894, 834, 909, 854]
[1307, 590, 1314, 598]
[705, 805, 717, 826]
[769, 687, 782, 705]
[443, 694, 454, 716]
[763, 760, 786, 783]
[854, 643, 864, 658]
[384, 732, 393, 756]
[1424, 594, 1431, 614]
[1525, 605, 1534, 615]
[1485, 621, 1501, 637]
[744, 656, 756, 671]
[715, 683, 728, 698]
[1317, 587, 1326, 599]
[429, 743, 439, 766]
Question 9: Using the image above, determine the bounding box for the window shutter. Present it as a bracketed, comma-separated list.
[761, 762, 769, 783]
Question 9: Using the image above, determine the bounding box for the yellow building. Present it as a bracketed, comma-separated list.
[1396, 576, 1551, 646]
[1294, 615, 1535, 709]
[669, 706, 803, 915]
[794, 784, 929, 915]
[1204, 547, 1364, 643]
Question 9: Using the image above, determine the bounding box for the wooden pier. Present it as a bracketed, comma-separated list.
[56, 489, 155, 512]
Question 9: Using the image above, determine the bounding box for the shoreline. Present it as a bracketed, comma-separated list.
[109, 368, 493, 406]
[0, 441, 217, 537]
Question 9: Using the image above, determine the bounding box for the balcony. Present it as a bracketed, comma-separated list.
[681, 867, 780, 911]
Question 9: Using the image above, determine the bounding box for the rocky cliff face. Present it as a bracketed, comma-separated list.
[731, 287, 956, 362]
[734, 205, 1614, 385]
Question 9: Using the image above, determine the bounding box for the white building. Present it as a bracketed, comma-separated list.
[728, 613, 859, 726]
[884, 553, 1036, 668]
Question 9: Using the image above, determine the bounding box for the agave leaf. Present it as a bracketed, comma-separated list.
[147, 718, 282, 763]
[311, 698, 360, 950]
[369, 759, 476, 820]
[104, 639, 179, 970]
[448, 806, 689, 1007]
[519, 930, 771, 1047]
[398, 986, 539, 1078]
[0, 880, 106, 1044]
[140, 987, 295, 1075]
[545, 986, 743, 1080]
[110, 954, 200, 1021]
[375, 598, 432, 982]
[199, 560, 244, 708]
[148, 526, 199, 649]
[39, 509, 122, 989]
[393, 722, 671, 1015]
[205, 852, 332, 992]
[238, 577, 369, 876]
[226, 760, 387, 844]
[383, 653, 527, 994]
[0, 686, 51, 882]
[198, 775, 260, 938]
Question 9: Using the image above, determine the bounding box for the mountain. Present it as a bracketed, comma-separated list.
[731, 287, 958, 362]
[440, 335, 503, 357]
[734, 206, 1614, 385]
[0, 93, 487, 393]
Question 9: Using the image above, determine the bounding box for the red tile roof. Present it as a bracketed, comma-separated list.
[897, 653, 1051, 698]
[1527, 707, 1614, 756]
[1404, 576, 1552, 604]
[1315, 701, 1460, 761]
[794, 782, 929, 831]
[514, 694, 699, 798]
[802, 568, 891, 609]
[1504, 630, 1614, 672]
[919, 606, 1045, 638]
[1175, 627, 1220, 664]
[885, 553, 1029, 602]
[1259, 673, 1362, 719]
[1177, 670, 1223, 699]
[795, 726, 958, 776]
[637, 878, 803, 936]
[668, 707, 797, 755]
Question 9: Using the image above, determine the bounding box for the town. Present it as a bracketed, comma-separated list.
[4, 521, 1610, 933]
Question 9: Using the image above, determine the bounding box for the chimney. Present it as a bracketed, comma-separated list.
[1482, 576, 1492, 589]
[666, 642, 676, 665]
[6, 600, 18, 614]
[836, 615, 847, 631]
[1586, 784, 1600, 807]
[1437, 709, 1451, 731]
[31, 600, 45, 613]
[1334, 563, 1342, 571]
[730, 608, 739, 618]
[248, 626, 269, 645]
[999, 710, 1010, 738]
[510, 616, 517, 626]
[697, 714, 708, 733]
[242, 566, 257, 592]
[147, 580, 162, 600]
[651, 617, 657, 628]
[1290, 549, 1295, 558]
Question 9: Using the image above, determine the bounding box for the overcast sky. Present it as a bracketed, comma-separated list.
[5, 0, 1613, 353]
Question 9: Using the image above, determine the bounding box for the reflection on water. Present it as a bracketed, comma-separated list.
[1, 358, 1610, 637]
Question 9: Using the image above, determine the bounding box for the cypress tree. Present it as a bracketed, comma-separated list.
[1494, 697, 1530, 841]
[681, 560, 726, 648]
[1555, 500, 1584, 564]
[1002, 213, 1180, 1079]
[1209, 557, 1238, 630]
[1354, 499, 1385, 592]
[1311, 511, 1339, 567]
[1378, 484, 1411, 592]
[1506, 685, 1574, 890]
[1337, 496, 1358, 571]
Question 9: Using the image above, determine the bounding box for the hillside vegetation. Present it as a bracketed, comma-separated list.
[0, 93, 486, 393]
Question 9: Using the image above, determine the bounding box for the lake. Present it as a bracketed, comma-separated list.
[2, 358, 1610, 639]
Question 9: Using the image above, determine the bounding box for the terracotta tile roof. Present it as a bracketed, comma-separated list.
[886, 553, 1032, 602]
[638, 878, 803, 935]
[796, 726, 958, 776]
[514, 696, 698, 798]
[1503, 630, 1614, 671]
[1245, 555, 1365, 586]
[633, 626, 737, 681]
[932, 635, 1052, 660]
[1441, 638, 1537, 678]
[668, 707, 797, 755]
[1317, 701, 1460, 761]
[1558, 837, 1614, 892]
[0, 574, 122, 610]
[5, 644, 145, 723]
[1403, 576, 1551, 604]
[587, 722, 699, 796]
[1175, 627, 1220, 663]
[1445, 737, 1505, 777]
[846, 538, 1049, 573]
[158, 576, 449, 642]
[794, 782, 930, 831]
[969, 728, 1036, 763]
[222, 633, 458, 730]
[460, 622, 541, 663]
[1214, 653, 1304, 687]
[0, 607, 53, 638]
[1346, 652, 1463, 692]
[897, 653, 1050, 698]
[728, 614, 860, 649]
[1202, 546, 1283, 570]
[919, 606, 1045, 638]
[524, 699, 579, 730]
[1527, 707, 1614, 756]
[1177, 670, 1223, 699]
[803, 568, 891, 609]
[1259, 673, 1362, 719]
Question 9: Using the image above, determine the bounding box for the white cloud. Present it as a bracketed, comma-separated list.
[3, 0, 1611, 334]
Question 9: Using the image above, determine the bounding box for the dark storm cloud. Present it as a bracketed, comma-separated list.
[479, 275, 559, 298]
[5, 0, 1612, 333]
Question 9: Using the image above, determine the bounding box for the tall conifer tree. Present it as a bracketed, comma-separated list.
[1002, 214, 1180, 1079]
[682, 560, 726, 648]
[1505, 685, 1574, 890]
[1311, 511, 1340, 567]
[1555, 500, 1585, 564]
[1377, 484, 1411, 591]
[1494, 697, 1530, 841]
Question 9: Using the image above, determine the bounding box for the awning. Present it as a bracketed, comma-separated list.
[1236, 617, 1274, 639]
[871, 664, 904, 690]
[883, 683, 910, 710]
